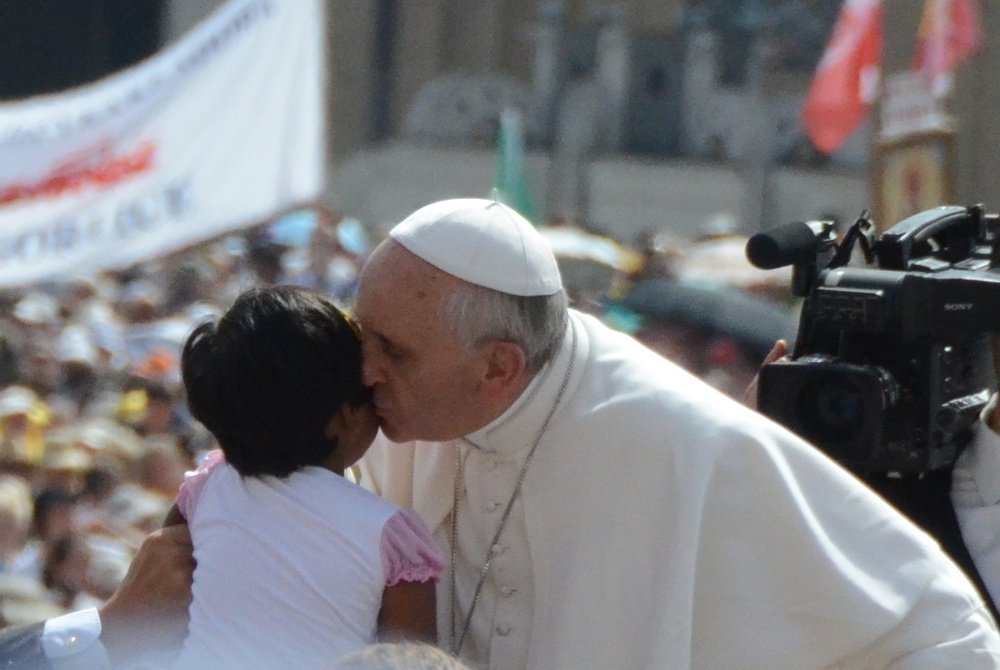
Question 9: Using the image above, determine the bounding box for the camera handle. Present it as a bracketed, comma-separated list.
[875, 205, 976, 270]
[986, 211, 1000, 270]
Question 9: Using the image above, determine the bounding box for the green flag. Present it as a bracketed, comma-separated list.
[493, 107, 538, 224]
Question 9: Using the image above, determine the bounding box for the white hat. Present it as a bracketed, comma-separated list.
[0, 386, 38, 417]
[57, 325, 98, 366]
[389, 198, 562, 296]
[13, 292, 59, 325]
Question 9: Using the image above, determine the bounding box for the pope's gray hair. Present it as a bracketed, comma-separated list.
[441, 282, 568, 372]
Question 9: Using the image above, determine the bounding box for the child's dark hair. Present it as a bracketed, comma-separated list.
[181, 285, 369, 478]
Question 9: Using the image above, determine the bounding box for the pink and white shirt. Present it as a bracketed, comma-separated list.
[173, 450, 444, 670]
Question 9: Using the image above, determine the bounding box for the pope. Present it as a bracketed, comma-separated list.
[356, 197, 1000, 669]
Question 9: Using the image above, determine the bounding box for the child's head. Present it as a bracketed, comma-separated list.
[181, 285, 375, 478]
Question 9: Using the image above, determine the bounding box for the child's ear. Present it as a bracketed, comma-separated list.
[325, 404, 367, 440]
[324, 402, 357, 440]
[325, 410, 344, 441]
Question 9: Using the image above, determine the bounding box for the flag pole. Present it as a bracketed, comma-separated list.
[493, 107, 539, 225]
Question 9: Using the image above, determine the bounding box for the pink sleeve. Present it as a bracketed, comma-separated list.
[379, 507, 446, 586]
[176, 449, 225, 521]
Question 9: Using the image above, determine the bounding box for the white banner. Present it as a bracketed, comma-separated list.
[0, 0, 325, 287]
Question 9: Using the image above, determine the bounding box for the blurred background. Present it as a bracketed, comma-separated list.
[0, 0, 992, 627]
[5, 1, 996, 237]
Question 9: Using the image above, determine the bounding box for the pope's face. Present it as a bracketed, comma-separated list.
[355, 241, 491, 443]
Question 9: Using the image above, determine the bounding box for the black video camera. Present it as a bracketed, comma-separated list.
[746, 205, 1000, 475]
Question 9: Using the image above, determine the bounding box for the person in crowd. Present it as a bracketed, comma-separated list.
[73, 469, 119, 532]
[165, 285, 443, 669]
[0, 385, 49, 470]
[355, 198, 1000, 668]
[953, 373, 1000, 611]
[0, 475, 35, 577]
[29, 488, 76, 552]
[117, 379, 209, 456]
[41, 532, 108, 611]
[136, 436, 189, 501]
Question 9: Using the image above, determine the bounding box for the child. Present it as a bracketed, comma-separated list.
[166, 286, 444, 669]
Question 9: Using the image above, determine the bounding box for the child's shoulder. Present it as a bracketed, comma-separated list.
[301, 466, 403, 518]
[177, 449, 228, 520]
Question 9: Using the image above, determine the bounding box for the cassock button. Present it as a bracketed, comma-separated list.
[499, 585, 517, 598]
[490, 543, 505, 556]
[486, 500, 501, 512]
[495, 624, 512, 637]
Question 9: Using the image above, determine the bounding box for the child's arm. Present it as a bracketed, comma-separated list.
[378, 579, 437, 643]
[163, 449, 225, 528]
[378, 507, 446, 644]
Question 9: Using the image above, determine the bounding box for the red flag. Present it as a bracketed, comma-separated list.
[801, 0, 884, 154]
[914, 0, 983, 96]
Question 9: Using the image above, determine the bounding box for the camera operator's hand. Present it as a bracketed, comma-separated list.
[988, 334, 1000, 435]
[743, 339, 789, 410]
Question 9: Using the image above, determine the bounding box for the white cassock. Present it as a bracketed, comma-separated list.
[360, 310, 1000, 670]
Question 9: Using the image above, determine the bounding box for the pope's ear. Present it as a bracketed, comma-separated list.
[481, 339, 528, 392]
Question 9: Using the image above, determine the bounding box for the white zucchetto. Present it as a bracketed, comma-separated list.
[389, 198, 563, 296]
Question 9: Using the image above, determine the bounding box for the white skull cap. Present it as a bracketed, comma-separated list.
[389, 198, 563, 296]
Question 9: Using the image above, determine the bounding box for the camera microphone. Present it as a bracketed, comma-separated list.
[746, 220, 834, 270]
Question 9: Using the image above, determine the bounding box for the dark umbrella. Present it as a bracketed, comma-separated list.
[618, 278, 799, 360]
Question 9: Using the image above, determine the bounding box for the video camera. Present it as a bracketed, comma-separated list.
[746, 204, 1000, 475]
